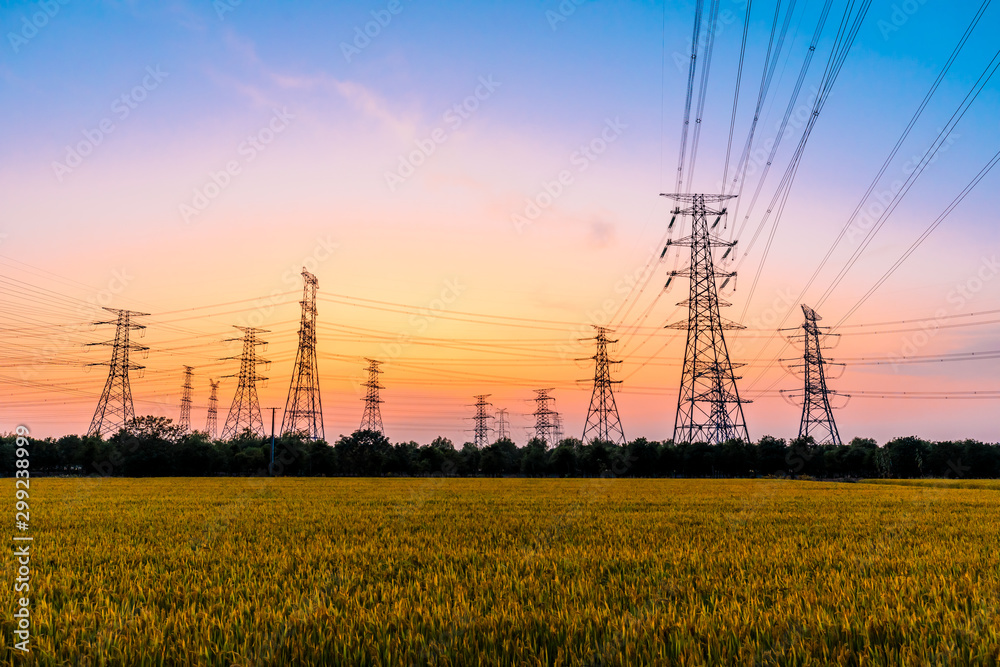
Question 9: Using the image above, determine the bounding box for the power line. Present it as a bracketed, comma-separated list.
[834, 146, 1000, 328]
[722, 0, 753, 188]
[675, 0, 706, 193]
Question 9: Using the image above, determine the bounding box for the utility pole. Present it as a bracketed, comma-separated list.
[782, 305, 845, 445]
[221, 326, 269, 440]
[206, 379, 220, 439]
[86, 308, 149, 438]
[359, 358, 384, 434]
[662, 192, 750, 444]
[267, 407, 279, 473]
[472, 394, 494, 448]
[282, 268, 324, 440]
[581, 326, 626, 445]
[178, 366, 194, 433]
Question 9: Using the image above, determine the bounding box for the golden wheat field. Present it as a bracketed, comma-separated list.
[3, 477, 1000, 665]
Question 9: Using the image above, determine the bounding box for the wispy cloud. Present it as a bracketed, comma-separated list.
[268, 71, 415, 139]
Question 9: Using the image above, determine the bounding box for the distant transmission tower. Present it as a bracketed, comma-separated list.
[86, 308, 149, 438]
[580, 326, 626, 445]
[532, 388, 557, 445]
[782, 305, 845, 445]
[496, 408, 509, 441]
[221, 326, 269, 440]
[206, 379, 220, 439]
[282, 268, 324, 440]
[359, 358, 384, 434]
[663, 193, 750, 444]
[178, 366, 194, 432]
[472, 394, 494, 447]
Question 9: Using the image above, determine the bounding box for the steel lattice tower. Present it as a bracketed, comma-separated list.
[206, 379, 220, 439]
[783, 305, 844, 445]
[359, 358, 384, 433]
[663, 193, 750, 444]
[581, 326, 626, 445]
[86, 308, 149, 437]
[178, 366, 194, 432]
[472, 394, 494, 448]
[532, 388, 557, 445]
[221, 326, 269, 440]
[496, 408, 509, 441]
[282, 268, 324, 440]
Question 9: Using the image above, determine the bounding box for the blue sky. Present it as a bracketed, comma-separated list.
[2, 0, 1000, 443]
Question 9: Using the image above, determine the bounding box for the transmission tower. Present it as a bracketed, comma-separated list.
[359, 358, 384, 434]
[496, 408, 510, 441]
[86, 308, 149, 437]
[282, 268, 324, 440]
[580, 326, 626, 445]
[782, 305, 845, 445]
[178, 366, 194, 432]
[532, 388, 557, 445]
[472, 394, 494, 447]
[663, 193, 750, 444]
[206, 379, 220, 439]
[221, 326, 269, 440]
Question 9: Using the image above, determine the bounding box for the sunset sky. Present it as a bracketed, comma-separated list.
[2, 0, 1000, 444]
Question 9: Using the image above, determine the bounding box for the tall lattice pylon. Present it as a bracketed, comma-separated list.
[580, 326, 626, 445]
[472, 394, 494, 447]
[532, 388, 557, 445]
[221, 326, 269, 440]
[178, 366, 194, 432]
[782, 305, 845, 445]
[86, 308, 149, 437]
[282, 268, 324, 440]
[359, 358, 384, 434]
[663, 193, 750, 444]
[496, 408, 509, 441]
[206, 379, 220, 439]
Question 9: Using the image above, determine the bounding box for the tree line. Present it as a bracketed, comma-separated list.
[1, 415, 996, 479]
